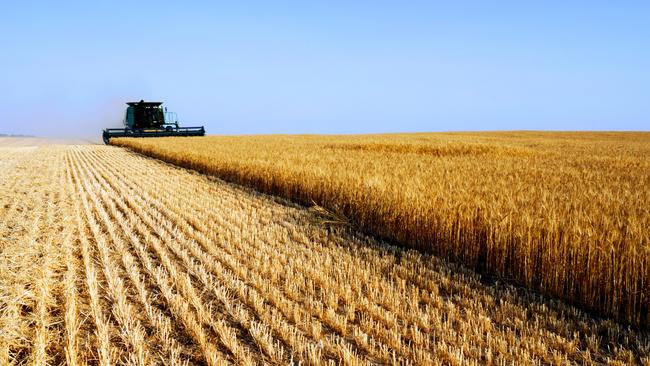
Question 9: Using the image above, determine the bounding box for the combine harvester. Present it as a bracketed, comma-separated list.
[102, 100, 205, 144]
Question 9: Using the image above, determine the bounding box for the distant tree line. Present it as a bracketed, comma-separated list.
[0, 133, 34, 137]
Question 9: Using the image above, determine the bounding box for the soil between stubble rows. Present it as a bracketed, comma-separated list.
[0, 142, 648, 365]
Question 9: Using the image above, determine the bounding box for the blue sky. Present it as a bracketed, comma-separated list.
[0, 1, 648, 137]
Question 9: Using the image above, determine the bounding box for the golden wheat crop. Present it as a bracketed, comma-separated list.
[112, 132, 650, 328]
[1, 139, 648, 365]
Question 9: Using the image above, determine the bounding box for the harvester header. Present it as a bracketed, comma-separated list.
[102, 100, 205, 144]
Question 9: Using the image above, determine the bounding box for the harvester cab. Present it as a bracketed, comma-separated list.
[102, 100, 205, 144]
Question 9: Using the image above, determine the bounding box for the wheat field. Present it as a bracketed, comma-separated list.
[112, 132, 650, 328]
[0, 140, 647, 364]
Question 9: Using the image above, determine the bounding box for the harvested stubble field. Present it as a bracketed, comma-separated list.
[0, 138, 648, 365]
[113, 132, 650, 329]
